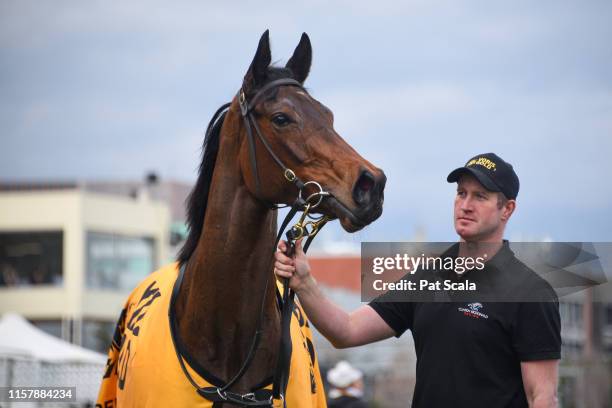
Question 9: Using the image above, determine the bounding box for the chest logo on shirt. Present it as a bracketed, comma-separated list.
[457, 302, 489, 319]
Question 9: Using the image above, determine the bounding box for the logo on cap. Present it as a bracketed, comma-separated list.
[447, 152, 520, 199]
[466, 157, 497, 171]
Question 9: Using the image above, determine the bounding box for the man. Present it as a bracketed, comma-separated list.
[326, 361, 368, 408]
[275, 153, 561, 408]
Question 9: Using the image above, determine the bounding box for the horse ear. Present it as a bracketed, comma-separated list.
[286, 33, 312, 84]
[243, 30, 272, 94]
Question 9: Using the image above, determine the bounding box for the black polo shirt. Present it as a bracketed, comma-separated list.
[369, 242, 561, 408]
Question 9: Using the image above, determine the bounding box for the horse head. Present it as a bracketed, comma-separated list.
[237, 30, 386, 233]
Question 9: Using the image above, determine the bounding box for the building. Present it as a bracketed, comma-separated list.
[0, 180, 188, 353]
[558, 288, 612, 408]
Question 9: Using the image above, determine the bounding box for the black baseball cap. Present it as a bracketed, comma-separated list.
[447, 153, 520, 199]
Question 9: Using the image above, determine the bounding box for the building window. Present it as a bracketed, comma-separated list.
[606, 304, 612, 326]
[560, 302, 584, 329]
[31, 319, 62, 339]
[82, 320, 115, 353]
[573, 303, 583, 328]
[561, 341, 583, 358]
[0, 231, 63, 287]
[86, 231, 154, 290]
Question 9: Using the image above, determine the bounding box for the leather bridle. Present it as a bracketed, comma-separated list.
[240, 78, 306, 197]
[170, 78, 333, 407]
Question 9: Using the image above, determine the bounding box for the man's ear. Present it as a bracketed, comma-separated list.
[285, 32, 312, 84]
[243, 30, 272, 95]
[501, 200, 516, 222]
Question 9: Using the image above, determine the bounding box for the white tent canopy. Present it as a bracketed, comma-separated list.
[0, 313, 106, 364]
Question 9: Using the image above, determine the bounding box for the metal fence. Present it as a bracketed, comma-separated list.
[0, 356, 104, 408]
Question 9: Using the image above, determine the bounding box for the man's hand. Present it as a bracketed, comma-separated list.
[274, 239, 314, 293]
[274, 238, 396, 348]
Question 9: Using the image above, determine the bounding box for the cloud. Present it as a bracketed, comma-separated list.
[319, 83, 475, 137]
[1, 0, 610, 241]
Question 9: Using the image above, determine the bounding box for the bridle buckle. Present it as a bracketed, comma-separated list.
[239, 89, 248, 116]
[284, 169, 296, 182]
[217, 388, 228, 401]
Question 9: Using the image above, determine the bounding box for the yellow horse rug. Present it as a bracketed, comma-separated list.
[96, 263, 326, 407]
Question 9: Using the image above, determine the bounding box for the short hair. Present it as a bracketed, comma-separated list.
[496, 192, 509, 209]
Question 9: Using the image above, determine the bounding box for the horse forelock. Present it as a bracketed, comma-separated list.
[264, 66, 294, 82]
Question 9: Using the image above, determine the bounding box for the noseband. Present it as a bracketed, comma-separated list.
[171, 78, 333, 407]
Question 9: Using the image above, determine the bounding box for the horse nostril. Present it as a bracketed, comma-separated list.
[357, 173, 374, 192]
[353, 170, 376, 206]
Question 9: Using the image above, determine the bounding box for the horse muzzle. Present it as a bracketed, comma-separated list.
[324, 169, 386, 232]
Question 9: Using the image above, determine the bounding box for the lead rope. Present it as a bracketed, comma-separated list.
[272, 203, 328, 406]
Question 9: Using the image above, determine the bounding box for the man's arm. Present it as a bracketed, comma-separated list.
[275, 239, 395, 348]
[520, 360, 559, 408]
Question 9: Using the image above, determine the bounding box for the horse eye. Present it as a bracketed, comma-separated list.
[271, 113, 291, 127]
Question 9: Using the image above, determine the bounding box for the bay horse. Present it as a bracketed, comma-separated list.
[96, 31, 385, 408]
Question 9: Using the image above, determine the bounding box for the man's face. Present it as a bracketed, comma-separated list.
[453, 174, 512, 242]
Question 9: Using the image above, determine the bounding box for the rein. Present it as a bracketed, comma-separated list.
[170, 78, 332, 407]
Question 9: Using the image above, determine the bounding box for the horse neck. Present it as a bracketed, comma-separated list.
[176, 106, 281, 389]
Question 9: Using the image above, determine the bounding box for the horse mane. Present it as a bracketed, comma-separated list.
[177, 67, 295, 268]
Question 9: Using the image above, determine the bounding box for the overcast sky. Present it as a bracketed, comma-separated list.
[1, 0, 611, 244]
